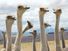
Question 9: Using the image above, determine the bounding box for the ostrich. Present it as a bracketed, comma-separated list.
[23, 21, 37, 51]
[60, 28, 68, 51]
[2, 32, 6, 48]
[53, 9, 62, 51]
[44, 23, 51, 28]
[14, 5, 30, 51]
[6, 16, 16, 51]
[44, 23, 51, 51]
[39, 8, 49, 51]
[30, 22, 51, 51]
[60, 28, 65, 48]
[32, 30, 37, 51]
[29, 30, 37, 51]
[23, 21, 33, 33]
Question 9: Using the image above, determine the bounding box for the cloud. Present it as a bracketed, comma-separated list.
[48, 0, 68, 9]
[0, 0, 68, 32]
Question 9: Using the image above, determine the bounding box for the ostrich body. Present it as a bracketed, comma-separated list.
[61, 28, 65, 48]
[14, 5, 30, 51]
[23, 21, 36, 51]
[6, 16, 16, 51]
[39, 8, 49, 51]
[54, 9, 62, 51]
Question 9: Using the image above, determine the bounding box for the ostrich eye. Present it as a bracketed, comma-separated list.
[57, 9, 62, 13]
[18, 6, 24, 9]
[40, 8, 45, 11]
[58, 9, 61, 12]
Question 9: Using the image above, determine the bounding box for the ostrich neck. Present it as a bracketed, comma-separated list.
[55, 16, 62, 51]
[39, 15, 44, 24]
[6, 22, 12, 51]
[3, 32, 6, 48]
[6, 23, 12, 36]
[17, 13, 23, 35]
[13, 12, 23, 51]
[39, 14, 48, 51]
[14, 12, 23, 51]
[61, 30, 65, 48]
[61, 30, 64, 37]
[32, 35, 36, 51]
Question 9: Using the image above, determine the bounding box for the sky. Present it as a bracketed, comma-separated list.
[0, 0, 68, 33]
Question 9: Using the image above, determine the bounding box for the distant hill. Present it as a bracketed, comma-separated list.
[0, 29, 68, 43]
[0, 30, 3, 40]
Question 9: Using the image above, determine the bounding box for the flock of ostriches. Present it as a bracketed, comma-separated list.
[0, 5, 68, 51]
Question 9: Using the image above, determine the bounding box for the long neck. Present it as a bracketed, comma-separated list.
[3, 32, 6, 48]
[17, 11, 23, 36]
[39, 13, 49, 51]
[39, 13, 44, 26]
[6, 22, 12, 51]
[55, 15, 61, 51]
[6, 22, 12, 37]
[61, 30, 65, 48]
[14, 11, 24, 51]
[32, 35, 36, 51]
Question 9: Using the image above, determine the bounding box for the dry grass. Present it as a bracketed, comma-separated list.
[0, 40, 68, 51]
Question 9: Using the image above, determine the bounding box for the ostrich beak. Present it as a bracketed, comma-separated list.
[48, 24, 51, 26]
[44, 23, 51, 27]
[53, 9, 56, 13]
[53, 12, 56, 13]
[25, 7, 30, 9]
[44, 10, 49, 12]
[23, 21, 33, 33]
[12, 17, 16, 20]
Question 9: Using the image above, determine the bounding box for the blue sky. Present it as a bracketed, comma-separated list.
[0, 0, 68, 33]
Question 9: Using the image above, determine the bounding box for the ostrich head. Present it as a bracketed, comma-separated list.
[29, 30, 37, 38]
[61, 28, 65, 31]
[39, 8, 49, 17]
[32, 30, 37, 36]
[53, 9, 62, 17]
[23, 21, 33, 33]
[6, 16, 16, 26]
[17, 5, 30, 16]
[44, 23, 51, 28]
[2, 31, 6, 34]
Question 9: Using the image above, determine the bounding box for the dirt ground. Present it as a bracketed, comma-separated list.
[0, 40, 68, 51]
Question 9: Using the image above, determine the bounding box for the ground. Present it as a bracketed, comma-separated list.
[0, 40, 68, 51]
